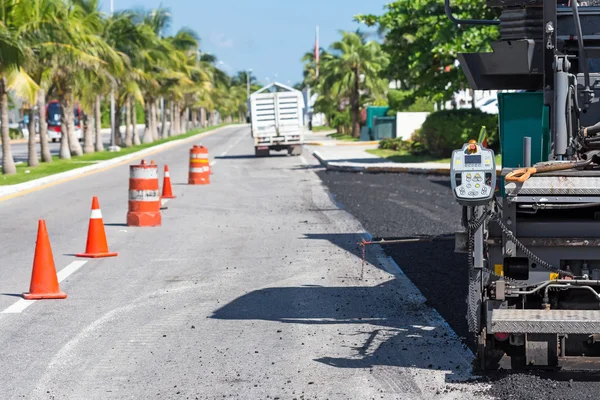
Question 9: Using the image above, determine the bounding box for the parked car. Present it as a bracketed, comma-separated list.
[46, 100, 83, 142]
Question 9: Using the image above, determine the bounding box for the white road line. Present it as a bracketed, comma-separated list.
[57, 260, 88, 282]
[220, 134, 246, 158]
[1, 260, 88, 314]
[2, 299, 35, 314]
[210, 160, 216, 166]
[161, 198, 170, 206]
[299, 155, 308, 165]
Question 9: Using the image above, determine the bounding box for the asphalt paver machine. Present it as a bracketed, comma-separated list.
[448, 0, 600, 371]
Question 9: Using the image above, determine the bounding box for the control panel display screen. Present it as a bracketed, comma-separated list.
[465, 155, 481, 164]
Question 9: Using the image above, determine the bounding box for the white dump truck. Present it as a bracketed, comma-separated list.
[248, 82, 305, 157]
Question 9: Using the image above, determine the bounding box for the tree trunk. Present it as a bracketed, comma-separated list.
[132, 97, 140, 145]
[160, 97, 167, 138]
[351, 67, 361, 138]
[114, 97, 123, 146]
[60, 89, 82, 156]
[192, 109, 198, 128]
[94, 95, 103, 152]
[173, 103, 180, 135]
[152, 99, 158, 140]
[169, 101, 175, 136]
[58, 120, 70, 159]
[200, 108, 206, 127]
[0, 79, 16, 174]
[181, 107, 188, 133]
[37, 88, 52, 162]
[142, 99, 153, 143]
[27, 107, 39, 166]
[82, 111, 94, 153]
[124, 95, 132, 147]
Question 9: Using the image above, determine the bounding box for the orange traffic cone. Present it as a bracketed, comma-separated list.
[23, 220, 67, 300]
[161, 165, 176, 199]
[76, 197, 118, 258]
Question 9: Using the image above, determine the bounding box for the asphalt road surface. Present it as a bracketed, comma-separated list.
[317, 169, 600, 400]
[0, 126, 490, 399]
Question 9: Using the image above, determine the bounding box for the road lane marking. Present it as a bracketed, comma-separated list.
[219, 134, 246, 158]
[1, 260, 88, 314]
[2, 299, 35, 314]
[57, 260, 88, 283]
[0, 125, 240, 204]
[299, 156, 308, 165]
[210, 161, 216, 166]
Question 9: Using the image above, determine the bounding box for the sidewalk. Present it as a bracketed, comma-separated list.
[307, 143, 501, 176]
[303, 130, 379, 146]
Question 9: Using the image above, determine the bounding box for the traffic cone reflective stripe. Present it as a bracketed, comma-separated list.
[161, 165, 176, 199]
[76, 196, 118, 258]
[23, 220, 67, 300]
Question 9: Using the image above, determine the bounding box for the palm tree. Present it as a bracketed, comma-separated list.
[314, 31, 390, 138]
[18, 0, 67, 163]
[48, 0, 123, 158]
[0, 0, 29, 175]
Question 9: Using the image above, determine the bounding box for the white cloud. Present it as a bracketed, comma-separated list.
[210, 33, 234, 48]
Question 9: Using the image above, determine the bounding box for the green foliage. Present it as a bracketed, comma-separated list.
[387, 90, 434, 114]
[330, 109, 352, 134]
[101, 99, 145, 128]
[302, 31, 390, 137]
[379, 137, 409, 152]
[356, 1, 500, 102]
[419, 109, 498, 158]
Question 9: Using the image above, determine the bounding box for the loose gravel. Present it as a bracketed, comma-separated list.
[317, 169, 600, 400]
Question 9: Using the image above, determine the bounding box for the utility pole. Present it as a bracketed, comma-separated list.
[108, 0, 119, 151]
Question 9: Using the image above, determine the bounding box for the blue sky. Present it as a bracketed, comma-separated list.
[99, 0, 390, 86]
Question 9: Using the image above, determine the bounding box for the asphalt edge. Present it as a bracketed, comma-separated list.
[311, 148, 452, 176]
[308, 158, 476, 365]
[0, 124, 243, 200]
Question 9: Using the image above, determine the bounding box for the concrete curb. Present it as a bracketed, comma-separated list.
[0, 124, 239, 199]
[305, 140, 379, 147]
[311, 149, 502, 176]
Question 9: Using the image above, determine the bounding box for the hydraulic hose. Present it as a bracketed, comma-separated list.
[505, 158, 594, 182]
[572, 0, 591, 103]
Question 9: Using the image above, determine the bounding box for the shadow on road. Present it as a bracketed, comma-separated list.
[210, 231, 474, 383]
[1, 293, 23, 298]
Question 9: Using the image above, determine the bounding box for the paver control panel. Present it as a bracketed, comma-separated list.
[450, 141, 496, 206]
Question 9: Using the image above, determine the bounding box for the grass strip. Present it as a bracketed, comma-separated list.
[327, 132, 359, 142]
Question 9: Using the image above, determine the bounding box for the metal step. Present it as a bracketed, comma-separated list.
[491, 309, 600, 334]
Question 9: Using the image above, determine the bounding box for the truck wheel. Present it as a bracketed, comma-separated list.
[255, 147, 269, 157]
[288, 145, 302, 156]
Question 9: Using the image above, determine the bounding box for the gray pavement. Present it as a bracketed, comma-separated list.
[0, 126, 488, 399]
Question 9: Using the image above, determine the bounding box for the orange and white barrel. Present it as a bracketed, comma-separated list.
[188, 145, 210, 185]
[127, 159, 162, 226]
